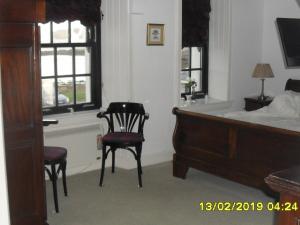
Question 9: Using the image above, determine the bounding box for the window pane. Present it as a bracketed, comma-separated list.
[75, 47, 91, 74]
[76, 76, 91, 103]
[71, 21, 87, 43]
[42, 79, 55, 107]
[180, 71, 189, 94]
[58, 77, 74, 105]
[191, 47, 202, 69]
[40, 23, 51, 44]
[191, 70, 201, 92]
[53, 21, 69, 43]
[181, 47, 190, 70]
[57, 47, 73, 75]
[41, 48, 54, 77]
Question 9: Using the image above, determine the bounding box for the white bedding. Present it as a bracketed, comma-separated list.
[221, 91, 300, 132]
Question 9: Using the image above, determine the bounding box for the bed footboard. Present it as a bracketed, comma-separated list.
[172, 107, 300, 189]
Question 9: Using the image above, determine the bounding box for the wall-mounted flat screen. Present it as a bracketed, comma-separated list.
[277, 18, 300, 67]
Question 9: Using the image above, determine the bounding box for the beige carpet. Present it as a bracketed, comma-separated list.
[46, 162, 275, 225]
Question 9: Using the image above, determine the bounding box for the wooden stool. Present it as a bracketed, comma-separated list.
[44, 146, 68, 213]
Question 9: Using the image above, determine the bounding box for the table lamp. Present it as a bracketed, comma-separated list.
[252, 63, 274, 101]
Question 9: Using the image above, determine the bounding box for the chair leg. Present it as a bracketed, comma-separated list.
[112, 148, 115, 173]
[61, 160, 68, 196]
[136, 144, 143, 188]
[99, 145, 106, 187]
[51, 164, 59, 213]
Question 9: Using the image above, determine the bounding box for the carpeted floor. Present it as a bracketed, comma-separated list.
[46, 162, 276, 225]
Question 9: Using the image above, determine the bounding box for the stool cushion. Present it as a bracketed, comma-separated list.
[44, 146, 67, 164]
[103, 132, 144, 146]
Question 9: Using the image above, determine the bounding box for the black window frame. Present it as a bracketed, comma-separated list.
[40, 20, 102, 115]
[180, 43, 208, 99]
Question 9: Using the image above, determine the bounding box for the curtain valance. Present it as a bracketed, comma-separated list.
[46, 0, 102, 26]
[182, 0, 211, 47]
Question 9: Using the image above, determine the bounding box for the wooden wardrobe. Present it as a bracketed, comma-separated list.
[0, 1, 46, 225]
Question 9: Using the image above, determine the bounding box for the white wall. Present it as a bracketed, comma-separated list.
[209, 0, 232, 101]
[262, 0, 300, 95]
[229, 0, 264, 109]
[209, 0, 264, 109]
[101, 0, 131, 103]
[129, 0, 178, 164]
[212, 0, 300, 109]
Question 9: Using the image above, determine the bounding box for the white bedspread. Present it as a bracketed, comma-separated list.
[224, 110, 300, 132]
[222, 91, 300, 132]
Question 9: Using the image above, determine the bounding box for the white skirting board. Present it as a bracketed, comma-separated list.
[45, 150, 173, 179]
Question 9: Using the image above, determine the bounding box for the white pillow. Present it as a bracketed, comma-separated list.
[267, 93, 299, 117]
[286, 90, 300, 96]
[285, 90, 300, 115]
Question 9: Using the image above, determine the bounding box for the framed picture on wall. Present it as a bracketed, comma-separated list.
[147, 24, 165, 46]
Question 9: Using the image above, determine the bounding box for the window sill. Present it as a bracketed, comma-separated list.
[179, 97, 233, 113]
[43, 109, 100, 136]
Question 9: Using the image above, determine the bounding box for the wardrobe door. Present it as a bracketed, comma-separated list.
[0, 22, 45, 225]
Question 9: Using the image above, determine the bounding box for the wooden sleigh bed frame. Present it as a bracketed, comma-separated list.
[172, 79, 300, 190]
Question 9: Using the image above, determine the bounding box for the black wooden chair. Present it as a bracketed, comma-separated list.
[43, 119, 68, 213]
[44, 146, 67, 213]
[97, 102, 149, 187]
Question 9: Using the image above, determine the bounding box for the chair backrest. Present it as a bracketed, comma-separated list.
[106, 102, 146, 134]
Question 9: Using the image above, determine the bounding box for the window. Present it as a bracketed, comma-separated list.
[39, 20, 101, 114]
[181, 0, 210, 99]
[180, 45, 208, 98]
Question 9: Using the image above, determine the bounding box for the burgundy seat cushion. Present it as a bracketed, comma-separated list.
[44, 146, 67, 164]
[103, 132, 144, 146]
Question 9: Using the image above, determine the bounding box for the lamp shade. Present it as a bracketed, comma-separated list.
[252, 64, 274, 78]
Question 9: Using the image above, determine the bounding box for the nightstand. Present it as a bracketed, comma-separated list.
[244, 96, 273, 111]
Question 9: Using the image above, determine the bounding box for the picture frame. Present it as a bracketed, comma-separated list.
[146, 24, 165, 46]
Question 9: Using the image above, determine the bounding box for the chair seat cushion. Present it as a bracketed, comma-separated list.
[44, 146, 67, 164]
[103, 132, 144, 146]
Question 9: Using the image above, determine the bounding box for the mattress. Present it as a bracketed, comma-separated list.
[206, 90, 300, 132]
[180, 91, 300, 132]
[220, 110, 300, 132]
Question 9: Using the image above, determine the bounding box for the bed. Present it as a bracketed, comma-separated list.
[172, 79, 300, 190]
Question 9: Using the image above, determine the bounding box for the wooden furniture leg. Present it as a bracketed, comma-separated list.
[136, 144, 143, 188]
[50, 165, 59, 213]
[112, 149, 115, 173]
[173, 154, 189, 179]
[61, 160, 68, 196]
[99, 145, 106, 186]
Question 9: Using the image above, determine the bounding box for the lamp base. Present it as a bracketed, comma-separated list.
[258, 95, 267, 102]
[257, 79, 266, 102]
